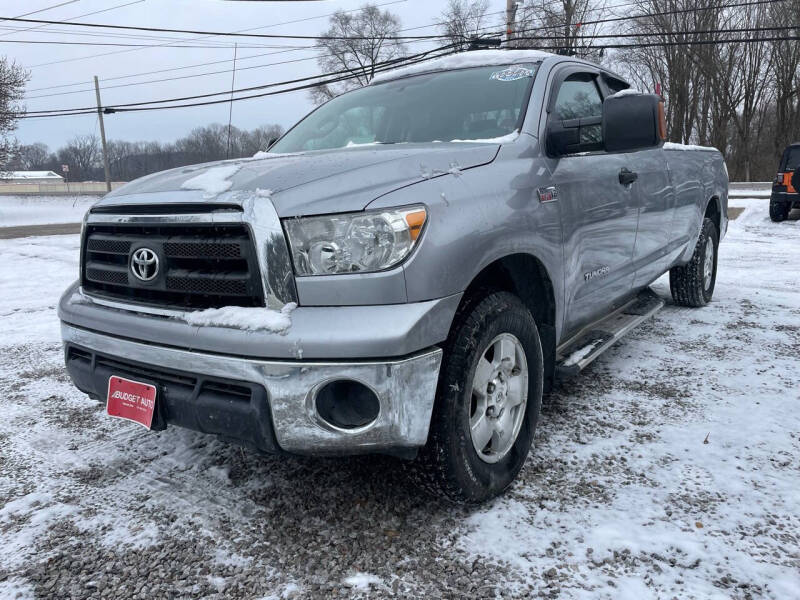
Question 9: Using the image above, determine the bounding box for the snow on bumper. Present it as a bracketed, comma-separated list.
[61, 323, 442, 455]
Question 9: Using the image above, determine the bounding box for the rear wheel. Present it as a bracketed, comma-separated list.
[670, 217, 718, 307]
[419, 291, 543, 503]
[770, 200, 790, 222]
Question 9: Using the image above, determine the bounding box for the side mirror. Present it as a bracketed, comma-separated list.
[603, 93, 666, 152]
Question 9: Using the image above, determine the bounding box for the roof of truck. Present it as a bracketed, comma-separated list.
[371, 49, 555, 84]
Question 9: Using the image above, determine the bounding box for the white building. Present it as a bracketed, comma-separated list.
[0, 170, 65, 184]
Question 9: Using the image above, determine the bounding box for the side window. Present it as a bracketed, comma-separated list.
[551, 72, 604, 151]
[555, 74, 603, 120]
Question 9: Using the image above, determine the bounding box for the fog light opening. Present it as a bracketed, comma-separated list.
[314, 380, 380, 430]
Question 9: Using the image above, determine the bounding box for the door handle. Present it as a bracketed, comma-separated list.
[619, 168, 638, 186]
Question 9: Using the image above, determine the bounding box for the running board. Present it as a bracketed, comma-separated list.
[555, 288, 664, 378]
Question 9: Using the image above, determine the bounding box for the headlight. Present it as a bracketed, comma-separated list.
[283, 206, 427, 276]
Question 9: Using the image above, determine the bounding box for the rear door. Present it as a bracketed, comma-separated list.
[542, 68, 639, 337]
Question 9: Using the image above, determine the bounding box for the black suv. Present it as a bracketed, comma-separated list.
[770, 142, 800, 222]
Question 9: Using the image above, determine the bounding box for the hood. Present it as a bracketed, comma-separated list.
[100, 143, 500, 217]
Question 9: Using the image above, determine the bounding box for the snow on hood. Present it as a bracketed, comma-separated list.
[101, 143, 501, 218]
[180, 164, 242, 198]
[371, 49, 551, 84]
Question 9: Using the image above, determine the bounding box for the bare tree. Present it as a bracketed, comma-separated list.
[58, 135, 100, 180]
[0, 56, 29, 171]
[311, 4, 406, 104]
[768, 0, 800, 157]
[10, 142, 49, 170]
[510, 0, 604, 59]
[439, 0, 491, 51]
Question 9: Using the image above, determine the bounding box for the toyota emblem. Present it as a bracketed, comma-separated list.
[130, 247, 159, 282]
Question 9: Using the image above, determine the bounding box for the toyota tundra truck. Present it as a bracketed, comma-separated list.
[59, 50, 728, 503]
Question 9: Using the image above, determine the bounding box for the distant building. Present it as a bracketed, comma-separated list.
[0, 170, 65, 184]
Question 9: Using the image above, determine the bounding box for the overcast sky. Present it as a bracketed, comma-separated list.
[5, 0, 507, 150]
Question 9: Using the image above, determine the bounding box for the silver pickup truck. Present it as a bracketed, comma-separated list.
[59, 50, 728, 502]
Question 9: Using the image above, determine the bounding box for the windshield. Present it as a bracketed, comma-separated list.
[270, 63, 539, 153]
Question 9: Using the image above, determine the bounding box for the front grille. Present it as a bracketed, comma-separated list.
[81, 223, 264, 309]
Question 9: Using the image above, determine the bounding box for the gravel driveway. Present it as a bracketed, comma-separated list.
[1, 198, 798, 599]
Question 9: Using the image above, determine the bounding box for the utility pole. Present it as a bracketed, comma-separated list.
[94, 76, 111, 192]
[506, 0, 518, 44]
[226, 43, 238, 160]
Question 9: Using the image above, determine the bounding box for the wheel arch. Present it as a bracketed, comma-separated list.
[455, 252, 558, 391]
[704, 195, 722, 234]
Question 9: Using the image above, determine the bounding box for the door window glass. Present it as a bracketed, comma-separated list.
[555, 74, 602, 120]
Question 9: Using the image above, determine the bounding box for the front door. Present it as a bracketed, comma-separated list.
[543, 71, 639, 337]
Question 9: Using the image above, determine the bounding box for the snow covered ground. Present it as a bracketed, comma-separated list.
[0, 195, 97, 228]
[0, 198, 798, 599]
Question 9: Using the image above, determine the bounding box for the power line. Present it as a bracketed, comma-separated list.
[14, 28, 799, 122]
[0, 0, 144, 39]
[24, 54, 321, 100]
[25, 47, 315, 92]
[0, 13, 448, 41]
[0, 23, 248, 46]
[17, 43, 462, 119]
[22, 42, 461, 115]
[507, 34, 800, 51]
[4, 0, 80, 20]
[0, 38, 311, 48]
[22, 36, 432, 100]
[24, 22, 800, 101]
[485, 0, 787, 40]
[22, 0, 407, 70]
[516, 24, 800, 41]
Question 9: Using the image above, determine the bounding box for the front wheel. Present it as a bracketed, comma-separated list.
[420, 292, 543, 503]
[670, 217, 719, 307]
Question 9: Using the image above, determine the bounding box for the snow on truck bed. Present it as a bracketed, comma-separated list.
[0, 197, 799, 598]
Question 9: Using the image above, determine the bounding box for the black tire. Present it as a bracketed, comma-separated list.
[670, 217, 718, 307]
[770, 200, 789, 222]
[418, 291, 544, 503]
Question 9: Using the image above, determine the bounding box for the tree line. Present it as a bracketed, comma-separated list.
[7, 123, 283, 182]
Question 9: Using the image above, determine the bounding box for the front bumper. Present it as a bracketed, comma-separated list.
[62, 323, 443, 456]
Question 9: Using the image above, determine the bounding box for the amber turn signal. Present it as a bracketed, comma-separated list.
[405, 209, 427, 241]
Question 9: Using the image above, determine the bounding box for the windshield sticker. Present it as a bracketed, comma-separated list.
[490, 66, 534, 82]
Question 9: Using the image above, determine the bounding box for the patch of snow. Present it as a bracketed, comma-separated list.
[343, 573, 382, 590]
[0, 195, 96, 227]
[178, 302, 297, 333]
[372, 50, 550, 84]
[451, 130, 520, 144]
[180, 164, 242, 198]
[610, 88, 641, 98]
[562, 338, 603, 367]
[255, 188, 273, 199]
[663, 142, 718, 152]
[252, 150, 269, 159]
[0, 577, 36, 599]
[345, 140, 381, 148]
